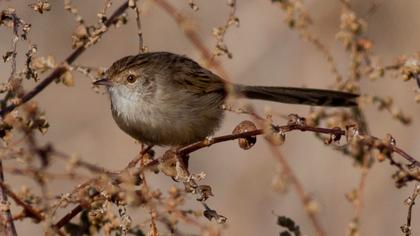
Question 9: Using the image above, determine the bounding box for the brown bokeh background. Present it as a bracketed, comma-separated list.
[1, 0, 420, 235]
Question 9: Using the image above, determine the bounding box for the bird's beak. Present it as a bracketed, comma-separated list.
[93, 78, 113, 86]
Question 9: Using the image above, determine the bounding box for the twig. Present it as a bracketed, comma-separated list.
[50, 145, 153, 230]
[269, 146, 325, 236]
[0, 11, 20, 236]
[0, 1, 130, 118]
[144, 118, 420, 177]
[211, 0, 238, 59]
[272, 0, 343, 83]
[401, 184, 420, 236]
[53, 204, 83, 230]
[130, 0, 145, 53]
[249, 111, 326, 235]
[126, 145, 153, 169]
[0, 181, 43, 222]
[7, 12, 20, 83]
[153, 0, 229, 79]
[0, 163, 17, 236]
[52, 149, 111, 174]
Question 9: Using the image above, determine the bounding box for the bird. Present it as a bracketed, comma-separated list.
[93, 51, 358, 146]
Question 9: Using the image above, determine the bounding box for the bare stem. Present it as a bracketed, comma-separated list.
[402, 184, 420, 236]
[153, 0, 229, 79]
[0, 163, 17, 236]
[0, 181, 43, 222]
[131, 0, 145, 53]
[270, 147, 325, 236]
[144, 121, 419, 173]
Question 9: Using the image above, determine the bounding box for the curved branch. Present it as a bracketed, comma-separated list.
[145, 120, 420, 175]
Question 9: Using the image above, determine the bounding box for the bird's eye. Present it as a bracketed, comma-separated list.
[126, 74, 136, 83]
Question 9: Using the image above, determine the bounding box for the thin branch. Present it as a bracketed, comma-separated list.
[269, 146, 325, 236]
[51, 149, 111, 174]
[401, 184, 420, 235]
[50, 145, 154, 230]
[7, 12, 19, 83]
[131, 0, 145, 53]
[0, 163, 17, 236]
[126, 145, 153, 169]
[153, 0, 229, 79]
[0, 1, 130, 118]
[0, 181, 43, 222]
[53, 204, 83, 230]
[272, 0, 343, 83]
[0, 11, 20, 236]
[144, 117, 420, 177]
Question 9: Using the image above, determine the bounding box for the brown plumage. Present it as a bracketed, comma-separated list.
[95, 51, 358, 146]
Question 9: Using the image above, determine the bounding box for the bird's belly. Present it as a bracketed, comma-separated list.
[110, 95, 224, 146]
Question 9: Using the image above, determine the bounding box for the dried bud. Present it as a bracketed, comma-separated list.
[168, 186, 181, 198]
[415, 94, 420, 103]
[305, 200, 319, 214]
[287, 113, 306, 126]
[401, 224, 411, 235]
[384, 133, 396, 146]
[60, 71, 75, 87]
[29, 1, 51, 14]
[72, 24, 88, 48]
[232, 120, 257, 150]
[188, 0, 199, 11]
[203, 136, 214, 146]
[2, 51, 15, 63]
[356, 38, 372, 51]
[203, 204, 227, 224]
[375, 151, 386, 162]
[32, 56, 56, 73]
[0, 201, 11, 212]
[416, 184, 420, 194]
[128, 0, 136, 8]
[404, 196, 413, 206]
[325, 127, 342, 144]
[87, 187, 99, 198]
[194, 185, 213, 201]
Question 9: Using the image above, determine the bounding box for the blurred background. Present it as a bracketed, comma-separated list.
[1, 0, 420, 235]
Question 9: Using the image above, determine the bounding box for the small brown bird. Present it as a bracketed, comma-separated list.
[94, 52, 358, 146]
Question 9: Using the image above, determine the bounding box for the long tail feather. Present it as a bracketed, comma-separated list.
[236, 85, 358, 107]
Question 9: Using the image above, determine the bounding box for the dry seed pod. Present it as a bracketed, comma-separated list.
[232, 120, 257, 150]
[195, 185, 213, 201]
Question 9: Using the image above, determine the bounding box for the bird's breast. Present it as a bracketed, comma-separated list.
[109, 88, 225, 146]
